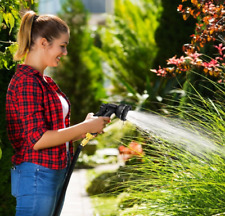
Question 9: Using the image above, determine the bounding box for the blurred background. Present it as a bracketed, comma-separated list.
[1, 0, 224, 215]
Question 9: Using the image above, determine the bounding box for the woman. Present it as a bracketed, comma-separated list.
[6, 10, 109, 216]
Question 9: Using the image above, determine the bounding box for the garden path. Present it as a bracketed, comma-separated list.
[61, 163, 120, 216]
[61, 168, 93, 216]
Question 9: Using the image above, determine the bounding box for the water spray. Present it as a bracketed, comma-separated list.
[53, 103, 132, 216]
[126, 110, 218, 155]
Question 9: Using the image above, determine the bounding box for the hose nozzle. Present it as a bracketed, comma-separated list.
[94, 103, 132, 120]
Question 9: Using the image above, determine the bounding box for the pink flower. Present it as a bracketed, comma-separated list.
[167, 56, 178, 65]
[202, 59, 219, 69]
[167, 56, 186, 66]
[150, 69, 158, 74]
[214, 43, 225, 56]
[188, 51, 202, 60]
[150, 66, 167, 77]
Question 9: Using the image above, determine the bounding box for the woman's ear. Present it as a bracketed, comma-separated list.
[39, 38, 49, 48]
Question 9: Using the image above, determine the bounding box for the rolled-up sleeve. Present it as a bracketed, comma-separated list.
[16, 76, 48, 148]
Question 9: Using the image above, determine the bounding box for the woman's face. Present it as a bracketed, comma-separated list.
[44, 32, 69, 67]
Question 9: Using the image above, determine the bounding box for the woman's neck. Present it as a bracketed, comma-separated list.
[24, 51, 46, 75]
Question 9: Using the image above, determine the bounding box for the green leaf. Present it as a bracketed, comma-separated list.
[8, 13, 15, 33]
[3, 12, 15, 32]
[0, 13, 3, 27]
[2, 12, 8, 26]
[10, 7, 19, 20]
[8, 42, 18, 55]
[0, 148, 2, 160]
[3, 58, 8, 69]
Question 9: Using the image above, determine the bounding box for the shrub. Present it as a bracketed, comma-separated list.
[0, 1, 36, 215]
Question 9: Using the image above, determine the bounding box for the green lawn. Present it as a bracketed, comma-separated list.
[91, 196, 119, 216]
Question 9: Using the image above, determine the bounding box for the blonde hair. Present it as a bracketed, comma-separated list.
[14, 11, 69, 61]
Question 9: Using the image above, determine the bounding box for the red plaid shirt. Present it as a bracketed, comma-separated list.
[6, 64, 73, 169]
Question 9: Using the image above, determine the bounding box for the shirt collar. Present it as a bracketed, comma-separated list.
[17, 64, 61, 92]
[17, 64, 43, 77]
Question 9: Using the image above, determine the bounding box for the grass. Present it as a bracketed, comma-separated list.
[115, 78, 225, 215]
[87, 77, 225, 215]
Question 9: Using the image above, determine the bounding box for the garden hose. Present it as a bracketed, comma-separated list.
[53, 103, 132, 216]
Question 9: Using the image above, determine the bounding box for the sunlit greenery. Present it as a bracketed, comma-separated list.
[97, 0, 163, 109]
[52, 0, 106, 124]
[1, 0, 224, 215]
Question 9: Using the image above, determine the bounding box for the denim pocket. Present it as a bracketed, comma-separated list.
[11, 167, 20, 197]
[36, 166, 67, 196]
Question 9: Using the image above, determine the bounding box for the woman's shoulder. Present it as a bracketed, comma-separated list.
[14, 65, 38, 81]
[17, 64, 41, 76]
[9, 64, 44, 91]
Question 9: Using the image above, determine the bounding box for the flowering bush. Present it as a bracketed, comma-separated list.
[151, 0, 225, 82]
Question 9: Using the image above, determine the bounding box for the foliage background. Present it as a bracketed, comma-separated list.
[153, 0, 196, 68]
[52, 0, 106, 124]
[1, 0, 223, 215]
[97, 0, 196, 111]
[0, 2, 21, 215]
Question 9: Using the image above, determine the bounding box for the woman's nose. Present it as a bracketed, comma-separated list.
[63, 47, 68, 56]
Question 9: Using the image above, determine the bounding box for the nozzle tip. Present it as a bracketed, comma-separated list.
[116, 104, 132, 121]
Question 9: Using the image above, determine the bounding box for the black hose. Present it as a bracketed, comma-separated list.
[53, 145, 83, 216]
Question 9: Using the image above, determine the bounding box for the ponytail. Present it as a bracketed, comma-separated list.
[14, 11, 36, 61]
[14, 11, 69, 61]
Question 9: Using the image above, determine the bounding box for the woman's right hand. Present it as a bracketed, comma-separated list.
[84, 113, 110, 134]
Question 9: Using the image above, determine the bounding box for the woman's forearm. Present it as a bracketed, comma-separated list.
[33, 121, 89, 150]
[33, 116, 110, 150]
